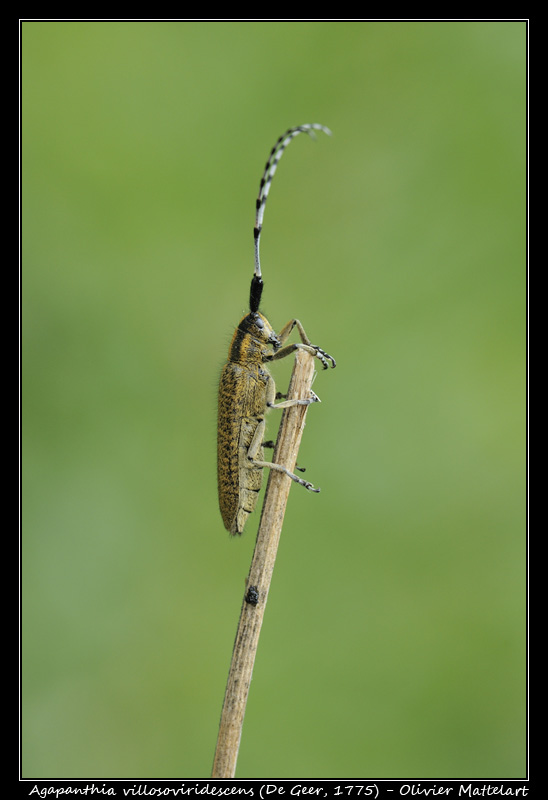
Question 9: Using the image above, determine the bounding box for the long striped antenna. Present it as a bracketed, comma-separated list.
[249, 124, 332, 313]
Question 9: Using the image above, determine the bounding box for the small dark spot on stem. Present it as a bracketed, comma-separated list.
[245, 585, 260, 606]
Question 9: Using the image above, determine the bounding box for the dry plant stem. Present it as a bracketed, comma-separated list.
[211, 348, 316, 779]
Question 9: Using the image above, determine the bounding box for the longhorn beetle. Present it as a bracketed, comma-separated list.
[217, 124, 336, 536]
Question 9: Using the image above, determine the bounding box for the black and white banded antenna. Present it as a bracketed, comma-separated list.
[249, 124, 332, 314]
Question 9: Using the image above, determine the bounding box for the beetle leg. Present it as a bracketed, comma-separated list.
[268, 391, 320, 409]
[250, 456, 320, 492]
[263, 439, 305, 471]
[266, 319, 336, 370]
[248, 405, 317, 492]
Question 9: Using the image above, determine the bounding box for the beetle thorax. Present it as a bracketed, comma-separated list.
[228, 312, 280, 365]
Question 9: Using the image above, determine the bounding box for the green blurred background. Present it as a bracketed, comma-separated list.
[22, 21, 526, 779]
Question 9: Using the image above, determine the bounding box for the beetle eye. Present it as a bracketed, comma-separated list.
[255, 317, 264, 329]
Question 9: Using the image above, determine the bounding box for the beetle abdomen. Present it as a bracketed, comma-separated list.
[217, 362, 268, 534]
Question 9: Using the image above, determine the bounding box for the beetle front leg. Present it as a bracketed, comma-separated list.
[267, 318, 336, 370]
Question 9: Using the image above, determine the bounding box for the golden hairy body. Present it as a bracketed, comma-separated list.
[217, 310, 334, 535]
[217, 312, 277, 535]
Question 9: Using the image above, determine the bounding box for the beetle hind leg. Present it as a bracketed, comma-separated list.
[262, 439, 306, 472]
[249, 457, 320, 492]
